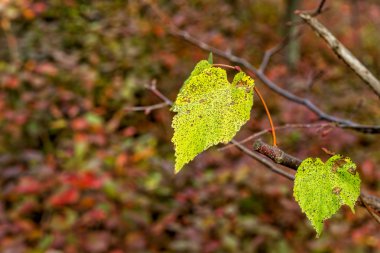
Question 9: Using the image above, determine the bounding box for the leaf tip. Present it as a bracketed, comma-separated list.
[174, 160, 184, 174]
[312, 221, 324, 238]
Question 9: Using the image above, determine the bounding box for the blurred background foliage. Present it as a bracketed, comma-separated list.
[0, 0, 380, 252]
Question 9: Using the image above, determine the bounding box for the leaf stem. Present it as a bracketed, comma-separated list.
[254, 86, 277, 146]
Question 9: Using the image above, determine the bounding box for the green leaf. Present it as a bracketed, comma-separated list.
[208, 52, 213, 64]
[172, 60, 255, 173]
[293, 155, 361, 237]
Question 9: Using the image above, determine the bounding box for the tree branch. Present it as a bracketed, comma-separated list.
[298, 13, 380, 98]
[230, 140, 295, 180]
[253, 139, 301, 169]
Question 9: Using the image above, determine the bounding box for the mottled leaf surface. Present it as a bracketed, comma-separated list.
[293, 155, 361, 237]
[172, 60, 254, 173]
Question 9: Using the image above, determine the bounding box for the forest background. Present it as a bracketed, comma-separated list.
[0, 0, 380, 252]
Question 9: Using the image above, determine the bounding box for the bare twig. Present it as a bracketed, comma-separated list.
[146, 80, 174, 106]
[259, 44, 282, 73]
[306, 70, 325, 90]
[313, 0, 328, 16]
[252, 139, 380, 218]
[125, 102, 169, 114]
[126, 80, 173, 114]
[171, 30, 380, 134]
[258, 31, 301, 73]
[298, 13, 380, 98]
[220, 123, 333, 151]
[287, 0, 329, 26]
[295, 0, 328, 17]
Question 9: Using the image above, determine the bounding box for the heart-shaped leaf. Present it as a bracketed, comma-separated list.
[172, 60, 255, 173]
[293, 155, 361, 237]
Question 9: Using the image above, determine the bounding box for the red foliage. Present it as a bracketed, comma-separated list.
[48, 188, 80, 207]
[15, 177, 43, 194]
[61, 171, 104, 190]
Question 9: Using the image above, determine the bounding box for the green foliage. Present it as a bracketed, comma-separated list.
[293, 155, 361, 237]
[172, 60, 255, 173]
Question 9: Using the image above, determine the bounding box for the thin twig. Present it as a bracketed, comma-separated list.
[146, 80, 174, 106]
[259, 43, 286, 73]
[306, 70, 325, 90]
[258, 31, 302, 73]
[126, 80, 173, 114]
[313, 0, 328, 16]
[294, 0, 328, 17]
[171, 29, 380, 134]
[219, 122, 333, 151]
[288, 0, 329, 26]
[125, 102, 169, 114]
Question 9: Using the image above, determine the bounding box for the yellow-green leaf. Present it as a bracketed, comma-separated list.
[172, 60, 254, 173]
[293, 155, 361, 237]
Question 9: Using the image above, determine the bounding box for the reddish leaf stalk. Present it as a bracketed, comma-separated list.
[254, 86, 277, 146]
